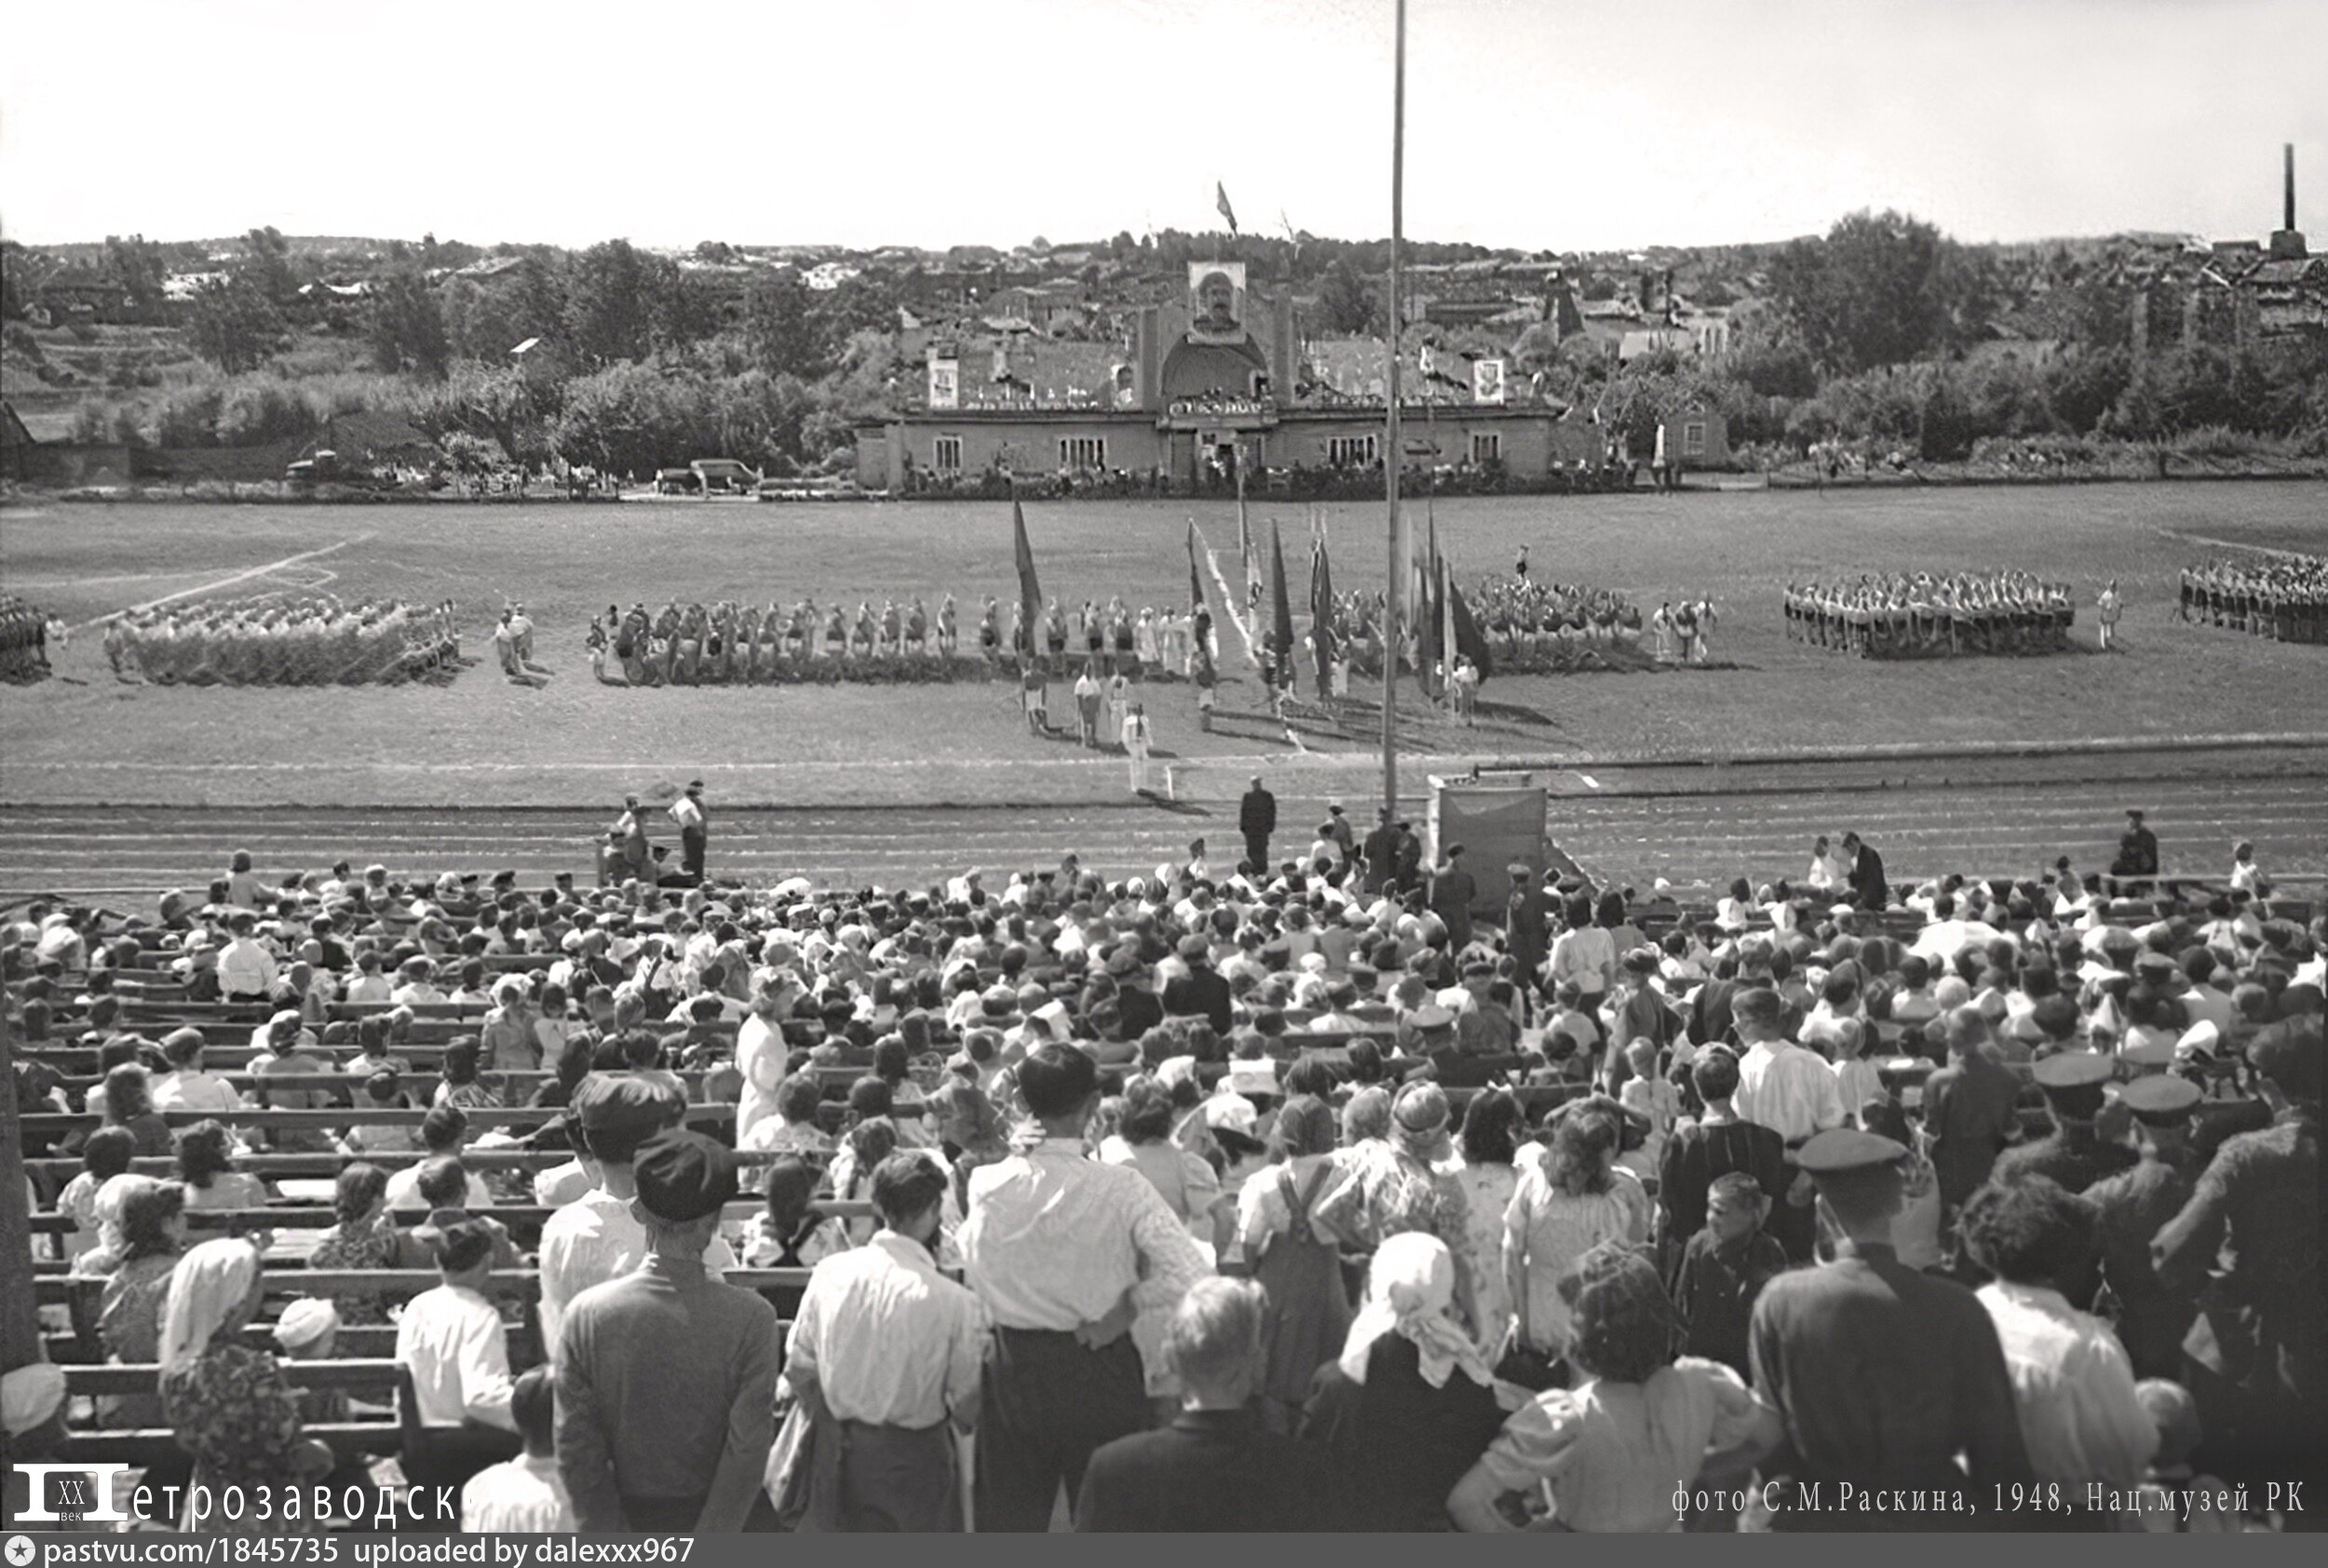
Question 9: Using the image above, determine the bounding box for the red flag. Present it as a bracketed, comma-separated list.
[1414, 512, 1443, 700]
[1186, 519, 1205, 612]
[1268, 519, 1296, 692]
[1215, 181, 1238, 235]
[1012, 498, 1042, 661]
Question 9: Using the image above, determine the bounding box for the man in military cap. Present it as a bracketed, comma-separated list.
[1749, 1129, 2034, 1530]
[2152, 1018, 2322, 1491]
[538, 1075, 736, 1358]
[556, 1128, 778, 1533]
[2084, 1074, 2204, 1379]
[1991, 1051, 2137, 1194]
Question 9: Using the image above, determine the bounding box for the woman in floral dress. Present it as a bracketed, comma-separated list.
[306, 1164, 397, 1326]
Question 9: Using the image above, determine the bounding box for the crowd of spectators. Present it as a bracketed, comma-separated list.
[5, 827, 2321, 1534]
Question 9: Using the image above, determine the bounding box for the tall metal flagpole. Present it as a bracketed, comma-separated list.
[1380, 0, 1405, 818]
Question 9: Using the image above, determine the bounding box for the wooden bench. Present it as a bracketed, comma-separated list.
[30, 1198, 873, 1237]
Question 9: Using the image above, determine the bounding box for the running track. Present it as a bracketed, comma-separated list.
[3, 754, 2321, 905]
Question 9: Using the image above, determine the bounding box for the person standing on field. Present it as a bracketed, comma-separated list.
[1123, 703, 1154, 794]
[2097, 580, 2123, 652]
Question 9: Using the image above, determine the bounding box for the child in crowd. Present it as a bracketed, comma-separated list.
[1668, 1170, 1788, 1377]
[2128, 1379, 2240, 1533]
[1616, 1038, 1679, 1180]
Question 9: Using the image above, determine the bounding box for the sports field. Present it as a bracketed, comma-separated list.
[3, 480, 2325, 812]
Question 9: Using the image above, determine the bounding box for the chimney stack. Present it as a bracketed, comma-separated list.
[2269, 142, 2308, 260]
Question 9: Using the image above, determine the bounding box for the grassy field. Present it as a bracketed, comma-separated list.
[3, 480, 2326, 807]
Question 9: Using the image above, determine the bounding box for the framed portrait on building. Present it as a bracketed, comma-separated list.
[1473, 358, 1507, 405]
[1186, 261, 1247, 344]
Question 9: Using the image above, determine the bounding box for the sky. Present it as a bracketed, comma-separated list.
[3, 0, 2323, 254]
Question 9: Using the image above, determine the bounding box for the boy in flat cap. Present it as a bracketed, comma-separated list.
[556, 1129, 778, 1534]
[1748, 1129, 2035, 1529]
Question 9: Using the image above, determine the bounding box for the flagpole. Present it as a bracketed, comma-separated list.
[1381, 0, 1405, 820]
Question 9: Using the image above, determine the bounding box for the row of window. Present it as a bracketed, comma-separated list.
[927, 430, 1514, 472]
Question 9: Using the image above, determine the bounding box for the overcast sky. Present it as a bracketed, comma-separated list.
[4, 0, 2321, 253]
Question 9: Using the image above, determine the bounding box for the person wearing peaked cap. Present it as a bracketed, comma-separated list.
[2081, 1070, 2208, 1381]
[1748, 1128, 2037, 1528]
[555, 1125, 778, 1534]
[537, 1075, 733, 1373]
[1990, 1052, 2137, 1195]
[2152, 1015, 2321, 1483]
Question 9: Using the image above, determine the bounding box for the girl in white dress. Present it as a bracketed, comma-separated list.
[1122, 702, 1153, 792]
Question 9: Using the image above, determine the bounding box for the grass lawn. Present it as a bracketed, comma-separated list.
[3, 480, 2325, 807]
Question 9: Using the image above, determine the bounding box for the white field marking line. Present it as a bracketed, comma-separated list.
[2155, 527, 2321, 562]
[72, 537, 371, 630]
[1198, 539, 1260, 667]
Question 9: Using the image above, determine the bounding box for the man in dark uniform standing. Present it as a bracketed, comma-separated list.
[1360, 807, 1401, 897]
[1238, 776, 1277, 877]
[1749, 1129, 2034, 1531]
[1840, 831, 1888, 912]
[1990, 1051, 2136, 1195]
[1503, 863, 1550, 993]
[1427, 844, 1477, 952]
[2152, 1018, 2322, 1495]
[2110, 808, 2159, 899]
[2083, 1074, 2205, 1379]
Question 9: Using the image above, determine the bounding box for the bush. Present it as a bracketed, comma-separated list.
[216, 380, 315, 446]
[155, 385, 225, 448]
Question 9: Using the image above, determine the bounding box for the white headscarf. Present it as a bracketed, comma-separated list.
[158, 1238, 261, 1372]
[1337, 1232, 1496, 1389]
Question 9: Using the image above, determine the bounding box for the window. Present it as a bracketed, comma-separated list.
[934, 436, 963, 472]
[1684, 422, 1707, 457]
[1059, 436, 1106, 470]
[1469, 431, 1501, 464]
[1326, 434, 1379, 467]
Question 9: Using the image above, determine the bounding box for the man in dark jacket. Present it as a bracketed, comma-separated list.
[2109, 808, 2159, 897]
[1076, 1278, 1338, 1532]
[1238, 777, 1277, 876]
[1840, 831, 1887, 912]
[1428, 844, 1478, 951]
[1360, 808, 1401, 896]
[1160, 934, 1233, 1034]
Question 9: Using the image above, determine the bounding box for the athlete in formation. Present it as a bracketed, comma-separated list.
[0, 593, 57, 683]
[2178, 555, 2327, 644]
[102, 596, 459, 685]
[1785, 570, 2076, 658]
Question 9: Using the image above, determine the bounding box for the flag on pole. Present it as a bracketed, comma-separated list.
[1308, 518, 1336, 693]
[1237, 464, 1261, 619]
[1216, 181, 1238, 235]
[1185, 519, 1205, 612]
[1268, 518, 1296, 693]
[1439, 552, 1458, 696]
[1448, 568, 1492, 683]
[1414, 512, 1442, 701]
[1011, 498, 1042, 662]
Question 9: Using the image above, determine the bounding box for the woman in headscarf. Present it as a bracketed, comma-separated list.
[1313, 1082, 1475, 1318]
[1238, 1093, 1352, 1427]
[1501, 1100, 1651, 1385]
[1301, 1232, 1510, 1531]
[306, 1164, 396, 1326]
[1447, 1242, 1782, 1532]
[97, 1180, 188, 1432]
[158, 1238, 328, 1534]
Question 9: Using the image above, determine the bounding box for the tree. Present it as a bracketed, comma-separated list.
[102, 235, 169, 315]
[1317, 257, 1379, 335]
[744, 270, 825, 378]
[1770, 210, 1985, 373]
[562, 240, 656, 366]
[241, 226, 299, 304]
[184, 277, 286, 372]
[367, 260, 450, 376]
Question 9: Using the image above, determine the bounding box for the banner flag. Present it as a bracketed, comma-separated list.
[1308, 519, 1336, 692]
[1216, 181, 1238, 234]
[1186, 519, 1205, 612]
[1414, 512, 1442, 701]
[1449, 570, 1492, 683]
[1012, 499, 1042, 662]
[1268, 518, 1296, 692]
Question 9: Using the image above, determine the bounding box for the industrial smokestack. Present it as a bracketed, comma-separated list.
[2287, 143, 2297, 234]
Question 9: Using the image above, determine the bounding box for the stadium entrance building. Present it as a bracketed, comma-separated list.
[854, 265, 1602, 493]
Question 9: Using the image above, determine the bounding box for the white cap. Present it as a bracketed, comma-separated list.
[271, 1296, 341, 1351]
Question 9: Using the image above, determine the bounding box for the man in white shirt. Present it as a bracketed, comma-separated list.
[215, 912, 279, 1003]
[384, 1107, 494, 1212]
[668, 780, 708, 884]
[342, 951, 394, 1005]
[959, 1044, 1208, 1532]
[1730, 987, 1846, 1146]
[538, 1075, 735, 1359]
[150, 1028, 244, 1114]
[461, 1367, 573, 1532]
[786, 1151, 986, 1530]
[396, 1220, 522, 1488]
